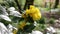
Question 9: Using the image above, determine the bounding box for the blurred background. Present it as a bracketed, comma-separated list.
[0, 0, 60, 34]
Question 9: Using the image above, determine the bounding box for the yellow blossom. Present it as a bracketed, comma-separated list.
[32, 13, 41, 20]
[25, 9, 30, 15]
[25, 5, 41, 20]
[35, 8, 40, 13]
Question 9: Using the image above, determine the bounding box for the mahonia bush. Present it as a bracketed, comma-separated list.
[17, 5, 41, 33]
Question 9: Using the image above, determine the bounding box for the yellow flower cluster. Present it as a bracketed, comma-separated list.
[18, 21, 26, 29]
[25, 5, 41, 20]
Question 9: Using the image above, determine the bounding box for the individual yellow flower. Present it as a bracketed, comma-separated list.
[25, 9, 30, 15]
[25, 5, 35, 15]
[32, 14, 38, 20]
[30, 8, 36, 13]
[32, 13, 41, 20]
[18, 21, 26, 29]
[35, 8, 40, 13]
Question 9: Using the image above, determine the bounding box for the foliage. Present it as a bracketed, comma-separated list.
[37, 17, 45, 24]
[58, 5, 60, 8]
[56, 11, 60, 15]
[0, 19, 12, 26]
[0, 4, 42, 34]
[49, 18, 55, 24]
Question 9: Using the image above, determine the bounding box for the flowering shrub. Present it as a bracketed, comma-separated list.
[0, 5, 41, 34]
[17, 5, 41, 33]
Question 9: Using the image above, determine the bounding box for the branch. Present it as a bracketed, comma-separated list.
[14, 0, 22, 14]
